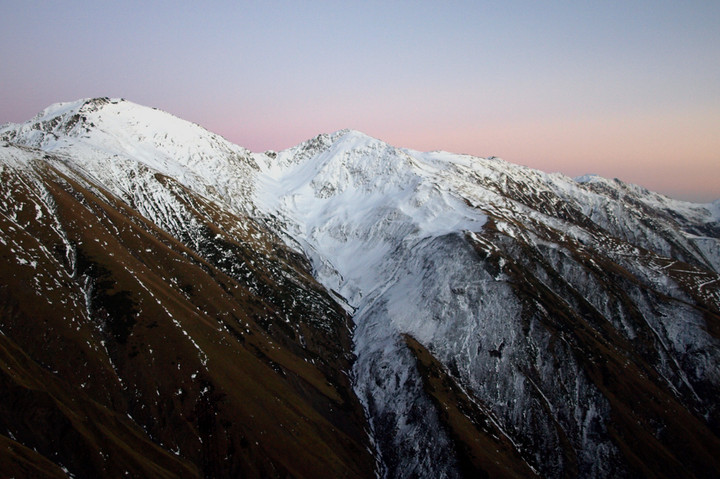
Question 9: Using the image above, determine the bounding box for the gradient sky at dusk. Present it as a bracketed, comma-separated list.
[2, 1, 719, 201]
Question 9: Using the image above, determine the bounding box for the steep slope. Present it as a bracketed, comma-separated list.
[0, 111, 374, 477]
[2, 99, 719, 478]
[254, 130, 720, 478]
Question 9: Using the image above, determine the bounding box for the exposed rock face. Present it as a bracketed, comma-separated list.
[1, 99, 719, 478]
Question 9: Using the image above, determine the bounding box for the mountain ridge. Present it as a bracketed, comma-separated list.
[5, 97, 717, 206]
[1, 98, 719, 478]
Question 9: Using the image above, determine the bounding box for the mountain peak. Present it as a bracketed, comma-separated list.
[0, 97, 259, 216]
[29, 97, 126, 123]
[334, 128, 380, 141]
[293, 128, 386, 154]
[574, 173, 601, 183]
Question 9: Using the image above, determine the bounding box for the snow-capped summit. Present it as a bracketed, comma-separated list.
[256, 128, 486, 304]
[1, 97, 259, 215]
[574, 173, 601, 183]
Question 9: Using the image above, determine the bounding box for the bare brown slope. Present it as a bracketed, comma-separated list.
[0, 148, 374, 478]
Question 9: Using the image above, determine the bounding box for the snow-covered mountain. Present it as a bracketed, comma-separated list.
[1, 98, 719, 478]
